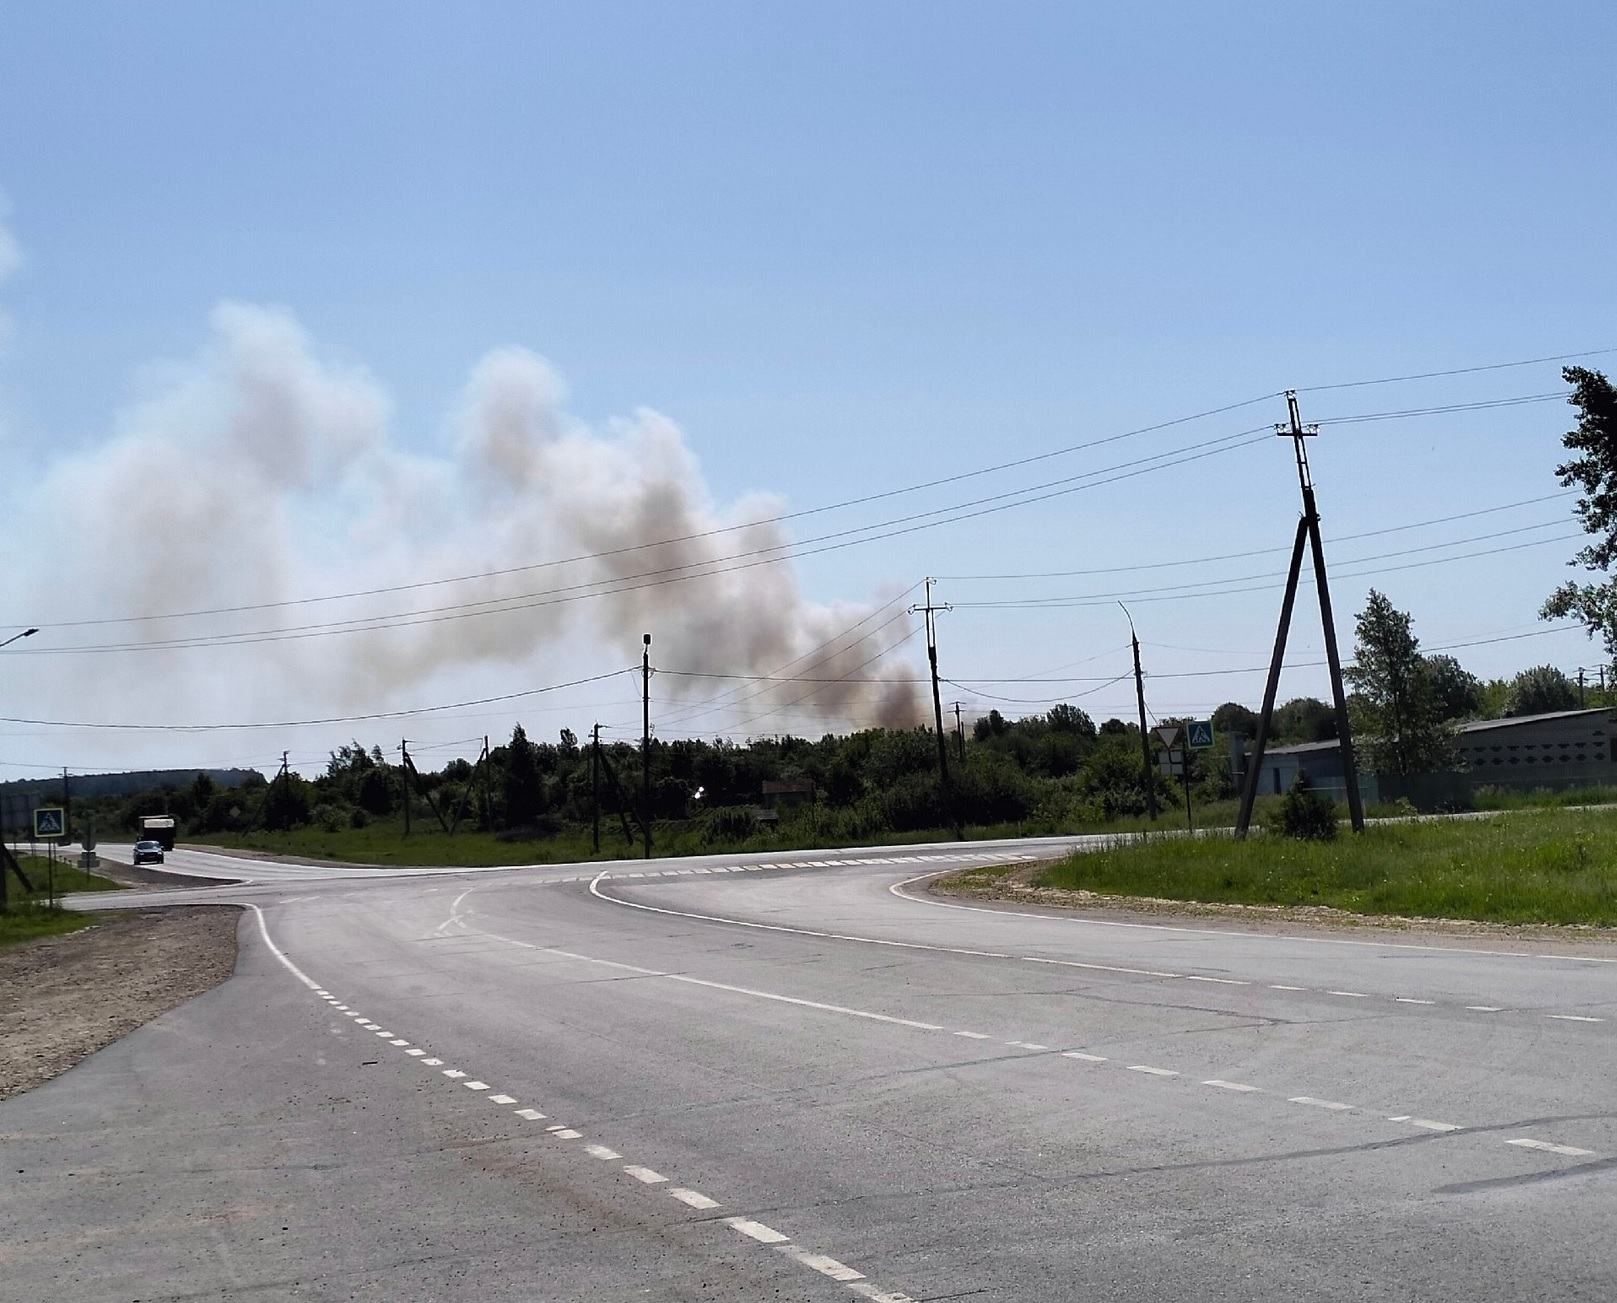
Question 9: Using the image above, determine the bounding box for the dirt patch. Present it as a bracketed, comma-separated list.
[932, 861, 1617, 951]
[0, 906, 241, 1101]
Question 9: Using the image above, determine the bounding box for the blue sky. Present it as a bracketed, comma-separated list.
[1, 2, 1614, 779]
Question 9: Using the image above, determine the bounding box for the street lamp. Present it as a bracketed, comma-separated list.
[0, 628, 37, 650]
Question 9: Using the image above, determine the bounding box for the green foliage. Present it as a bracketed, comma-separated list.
[1542, 367, 1617, 658]
[1505, 664, 1580, 717]
[1212, 701, 1260, 737]
[1346, 590, 1454, 776]
[1269, 776, 1338, 842]
[1037, 806, 1617, 926]
[1426, 654, 1484, 721]
[1272, 697, 1336, 744]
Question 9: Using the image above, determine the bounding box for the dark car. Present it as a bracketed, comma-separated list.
[132, 839, 165, 864]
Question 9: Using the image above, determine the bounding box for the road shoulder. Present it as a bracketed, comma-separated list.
[0, 905, 241, 1101]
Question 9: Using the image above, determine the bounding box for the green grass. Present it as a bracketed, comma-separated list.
[1036, 806, 1617, 925]
[0, 902, 97, 946]
[13, 855, 122, 896]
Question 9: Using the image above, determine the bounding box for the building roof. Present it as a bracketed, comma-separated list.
[1261, 707, 1614, 758]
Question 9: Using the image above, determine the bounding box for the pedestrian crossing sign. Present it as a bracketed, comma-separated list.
[33, 806, 66, 838]
[1187, 720, 1215, 749]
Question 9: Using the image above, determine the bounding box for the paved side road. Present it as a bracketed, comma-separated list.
[4, 844, 1616, 1300]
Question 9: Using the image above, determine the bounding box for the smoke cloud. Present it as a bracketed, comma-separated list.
[4, 303, 922, 743]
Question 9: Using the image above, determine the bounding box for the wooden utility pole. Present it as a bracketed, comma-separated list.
[641, 635, 653, 860]
[591, 723, 601, 854]
[953, 701, 965, 761]
[400, 740, 412, 837]
[1235, 391, 1365, 837]
[1120, 604, 1159, 820]
[911, 579, 961, 838]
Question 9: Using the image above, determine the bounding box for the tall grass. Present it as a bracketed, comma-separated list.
[1037, 806, 1617, 925]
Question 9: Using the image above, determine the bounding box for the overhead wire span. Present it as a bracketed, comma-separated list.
[15, 429, 1271, 655]
[0, 668, 630, 734]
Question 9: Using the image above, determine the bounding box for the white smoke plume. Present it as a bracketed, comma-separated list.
[3, 303, 922, 743]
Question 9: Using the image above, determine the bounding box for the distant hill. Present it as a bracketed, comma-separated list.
[0, 768, 263, 799]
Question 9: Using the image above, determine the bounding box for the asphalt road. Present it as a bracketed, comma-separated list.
[5, 837, 1617, 1301]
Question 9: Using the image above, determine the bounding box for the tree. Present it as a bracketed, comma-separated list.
[1211, 701, 1259, 737]
[1505, 664, 1579, 717]
[502, 724, 544, 825]
[1273, 697, 1337, 744]
[1345, 590, 1454, 776]
[1425, 654, 1483, 721]
[1541, 367, 1617, 660]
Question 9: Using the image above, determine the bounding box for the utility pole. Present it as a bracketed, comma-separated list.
[641, 634, 653, 860]
[61, 767, 71, 842]
[400, 740, 412, 837]
[1579, 668, 1587, 708]
[591, 723, 601, 854]
[953, 702, 965, 761]
[1236, 391, 1365, 837]
[911, 579, 960, 838]
[1120, 603, 1158, 820]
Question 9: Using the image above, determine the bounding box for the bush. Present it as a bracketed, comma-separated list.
[1271, 776, 1338, 841]
[702, 806, 758, 845]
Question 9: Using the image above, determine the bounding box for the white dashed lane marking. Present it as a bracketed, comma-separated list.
[516, 1108, 546, 1120]
[1127, 1065, 1178, 1077]
[1062, 1051, 1107, 1063]
[1290, 1096, 1353, 1111]
[625, 1165, 667, 1184]
[1204, 1080, 1260, 1093]
[727, 1217, 791, 1245]
[778, 1244, 866, 1282]
[551, 1128, 583, 1140]
[1549, 1014, 1604, 1022]
[670, 1187, 721, 1210]
[488, 1093, 517, 1105]
[1508, 1137, 1595, 1157]
[585, 1144, 622, 1161]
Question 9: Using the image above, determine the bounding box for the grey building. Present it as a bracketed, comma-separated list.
[1253, 708, 1617, 808]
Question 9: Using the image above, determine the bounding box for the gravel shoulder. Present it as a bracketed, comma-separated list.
[0, 906, 241, 1101]
[933, 861, 1617, 954]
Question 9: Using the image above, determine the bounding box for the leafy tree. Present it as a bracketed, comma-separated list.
[1541, 367, 1617, 661]
[1504, 664, 1580, 717]
[1045, 703, 1096, 738]
[1425, 653, 1483, 721]
[1345, 590, 1453, 776]
[1273, 697, 1337, 744]
[1211, 701, 1259, 737]
[502, 724, 545, 824]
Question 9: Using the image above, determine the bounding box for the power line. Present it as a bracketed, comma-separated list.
[0, 669, 629, 734]
[15, 428, 1272, 655]
[1298, 347, 1617, 394]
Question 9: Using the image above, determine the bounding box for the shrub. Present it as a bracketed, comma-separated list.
[1272, 776, 1338, 841]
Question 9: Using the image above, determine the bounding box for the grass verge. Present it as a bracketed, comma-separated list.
[0, 905, 97, 947]
[1037, 806, 1617, 926]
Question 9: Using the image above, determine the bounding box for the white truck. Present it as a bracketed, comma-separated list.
[139, 815, 177, 851]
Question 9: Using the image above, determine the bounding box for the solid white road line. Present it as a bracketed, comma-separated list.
[670, 1187, 721, 1209]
